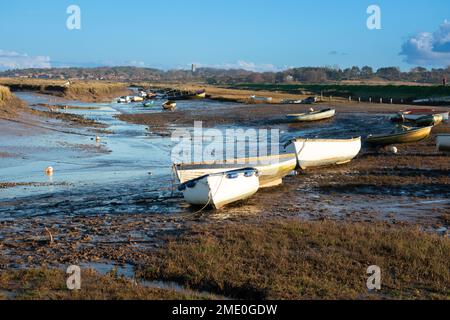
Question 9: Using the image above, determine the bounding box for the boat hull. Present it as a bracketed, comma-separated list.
[286, 109, 335, 122]
[437, 134, 450, 153]
[285, 137, 361, 169]
[366, 126, 432, 146]
[175, 154, 297, 189]
[414, 114, 443, 127]
[180, 169, 259, 209]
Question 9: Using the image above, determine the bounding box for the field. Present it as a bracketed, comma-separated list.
[139, 220, 450, 300]
[231, 83, 450, 103]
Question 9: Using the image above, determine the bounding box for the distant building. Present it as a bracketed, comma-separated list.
[285, 75, 294, 82]
[191, 64, 196, 73]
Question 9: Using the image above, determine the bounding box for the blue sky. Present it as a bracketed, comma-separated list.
[0, 0, 449, 71]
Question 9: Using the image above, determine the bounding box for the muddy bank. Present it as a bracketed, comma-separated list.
[0, 85, 27, 119]
[0, 78, 131, 103]
[118, 99, 448, 134]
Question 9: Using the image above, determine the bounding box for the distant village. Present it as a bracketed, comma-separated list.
[0, 65, 448, 85]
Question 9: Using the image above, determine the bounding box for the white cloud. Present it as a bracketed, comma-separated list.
[0, 50, 51, 70]
[193, 60, 282, 72]
[400, 20, 450, 66]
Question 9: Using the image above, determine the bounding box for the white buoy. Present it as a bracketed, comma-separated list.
[309, 107, 314, 112]
[95, 136, 101, 142]
[45, 166, 54, 176]
[389, 146, 398, 154]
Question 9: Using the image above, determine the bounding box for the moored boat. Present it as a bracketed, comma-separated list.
[366, 126, 432, 146]
[436, 134, 450, 153]
[174, 153, 297, 189]
[131, 96, 144, 102]
[193, 89, 206, 99]
[143, 101, 155, 107]
[286, 108, 336, 122]
[178, 168, 260, 209]
[284, 137, 361, 169]
[162, 100, 176, 110]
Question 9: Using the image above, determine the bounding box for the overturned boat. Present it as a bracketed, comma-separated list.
[178, 168, 260, 209]
[174, 153, 297, 189]
[366, 126, 432, 146]
[286, 108, 335, 122]
[285, 137, 361, 169]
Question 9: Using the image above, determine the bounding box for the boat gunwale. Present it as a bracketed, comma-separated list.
[289, 136, 361, 143]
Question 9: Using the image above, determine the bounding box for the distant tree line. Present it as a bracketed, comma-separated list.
[1, 65, 448, 85]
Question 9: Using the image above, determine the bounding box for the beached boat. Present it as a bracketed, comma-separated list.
[366, 126, 432, 146]
[250, 95, 273, 103]
[414, 114, 443, 127]
[117, 96, 131, 103]
[286, 108, 336, 122]
[392, 110, 449, 122]
[284, 137, 361, 169]
[193, 89, 206, 99]
[178, 168, 260, 209]
[436, 134, 450, 153]
[131, 96, 144, 102]
[162, 100, 176, 110]
[174, 153, 297, 189]
[281, 99, 303, 104]
[143, 101, 155, 107]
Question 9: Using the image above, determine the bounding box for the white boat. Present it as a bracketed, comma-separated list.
[393, 110, 449, 121]
[174, 153, 297, 189]
[285, 137, 361, 169]
[286, 108, 336, 122]
[436, 134, 450, 153]
[250, 95, 273, 103]
[281, 99, 303, 104]
[117, 96, 131, 103]
[178, 168, 260, 209]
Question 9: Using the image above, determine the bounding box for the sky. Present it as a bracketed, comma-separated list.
[0, 0, 449, 71]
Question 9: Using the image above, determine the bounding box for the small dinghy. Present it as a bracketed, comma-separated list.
[174, 153, 297, 189]
[436, 134, 450, 153]
[284, 137, 361, 169]
[286, 108, 335, 122]
[366, 126, 432, 146]
[178, 168, 260, 209]
[162, 100, 176, 110]
[143, 101, 155, 107]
